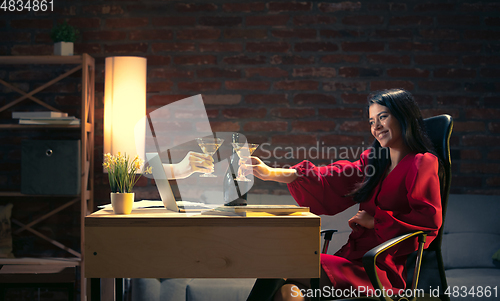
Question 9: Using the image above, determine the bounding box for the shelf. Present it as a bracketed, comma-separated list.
[0, 191, 80, 197]
[0, 55, 83, 65]
[0, 124, 81, 129]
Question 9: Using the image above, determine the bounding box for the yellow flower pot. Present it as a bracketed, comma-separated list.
[111, 192, 134, 215]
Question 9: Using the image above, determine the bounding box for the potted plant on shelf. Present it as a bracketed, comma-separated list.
[103, 153, 152, 214]
[50, 21, 79, 56]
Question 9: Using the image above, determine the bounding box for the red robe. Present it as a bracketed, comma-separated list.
[287, 150, 442, 292]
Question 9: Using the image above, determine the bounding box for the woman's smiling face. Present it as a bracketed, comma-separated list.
[369, 103, 405, 149]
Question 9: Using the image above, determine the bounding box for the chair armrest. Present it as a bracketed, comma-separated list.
[362, 230, 430, 301]
[321, 229, 338, 254]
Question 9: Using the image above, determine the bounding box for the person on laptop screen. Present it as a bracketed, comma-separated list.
[160, 151, 214, 179]
[240, 89, 442, 301]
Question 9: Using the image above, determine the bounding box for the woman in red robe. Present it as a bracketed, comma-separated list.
[245, 89, 442, 301]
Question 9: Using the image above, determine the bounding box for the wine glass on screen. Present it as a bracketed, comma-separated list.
[195, 137, 224, 177]
[232, 142, 259, 182]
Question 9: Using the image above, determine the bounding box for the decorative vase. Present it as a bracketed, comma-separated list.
[110, 192, 134, 215]
[54, 42, 74, 56]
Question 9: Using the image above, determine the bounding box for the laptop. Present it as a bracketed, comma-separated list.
[146, 152, 215, 213]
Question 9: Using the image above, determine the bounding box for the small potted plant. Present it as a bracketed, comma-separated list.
[103, 153, 152, 214]
[51, 21, 79, 56]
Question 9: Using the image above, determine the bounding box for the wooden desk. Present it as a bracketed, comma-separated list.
[85, 208, 320, 281]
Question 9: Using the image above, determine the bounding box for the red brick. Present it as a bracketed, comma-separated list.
[415, 55, 459, 65]
[271, 55, 315, 65]
[375, 29, 413, 39]
[460, 162, 500, 173]
[320, 108, 364, 118]
[321, 55, 360, 64]
[145, 55, 172, 66]
[178, 29, 220, 40]
[464, 83, 500, 93]
[461, 3, 500, 12]
[295, 42, 339, 52]
[203, 95, 241, 105]
[9, 70, 53, 81]
[463, 56, 500, 66]
[487, 150, 500, 160]
[246, 94, 288, 104]
[293, 94, 336, 105]
[198, 68, 241, 78]
[272, 135, 317, 146]
[208, 122, 240, 132]
[389, 42, 433, 52]
[420, 29, 460, 40]
[370, 80, 414, 91]
[152, 17, 196, 26]
[292, 67, 336, 78]
[149, 68, 194, 79]
[421, 109, 460, 119]
[339, 121, 368, 132]
[485, 17, 500, 26]
[83, 31, 127, 41]
[464, 30, 500, 40]
[147, 82, 174, 92]
[271, 108, 315, 118]
[342, 15, 384, 25]
[104, 43, 148, 54]
[368, 3, 406, 11]
[439, 42, 482, 52]
[0, 32, 31, 42]
[223, 3, 266, 12]
[10, 19, 52, 29]
[222, 108, 267, 119]
[323, 82, 368, 92]
[223, 55, 266, 65]
[106, 18, 148, 29]
[321, 135, 364, 146]
[462, 135, 500, 147]
[339, 67, 382, 78]
[75, 43, 101, 55]
[246, 15, 290, 26]
[247, 42, 290, 53]
[148, 95, 192, 106]
[486, 177, 500, 187]
[489, 122, 500, 133]
[453, 121, 486, 132]
[434, 68, 476, 78]
[342, 42, 384, 52]
[319, 2, 362, 12]
[225, 81, 270, 91]
[485, 97, 500, 107]
[152, 43, 195, 53]
[293, 15, 337, 25]
[173, 55, 216, 65]
[224, 29, 267, 39]
[481, 69, 500, 78]
[271, 29, 316, 39]
[178, 82, 221, 91]
[67, 18, 101, 29]
[268, 2, 312, 12]
[452, 175, 482, 188]
[200, 42, 243, 52]
[460, 149, 482, 160]
[466, 109, 500, 119]
[11, 45, 52, 55]
[387, 68, 429, 78]
[436, 96, 480, 107]
[274, 80, 319, 90]
[82, 5, 124, 14]
[419, 81, 461, 92]
[389, 16, 433, 26]
[414, 3, 455, 11]
[292, 121, 336, 132]
[130, 30, 173, 41]
[199, 17, 242, 26]
[244, 121, 288, 132]
[246, 67, 288, 78]
[176, 3, 218, 12]
[438, 16, 481, 26]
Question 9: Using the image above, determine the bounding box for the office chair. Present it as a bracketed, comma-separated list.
[318, 114, 453, 301]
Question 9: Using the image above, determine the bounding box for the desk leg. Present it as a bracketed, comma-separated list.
[115, 278, 123, 301]
[90, 278, 101, 301]
[310, 278, 320, 301]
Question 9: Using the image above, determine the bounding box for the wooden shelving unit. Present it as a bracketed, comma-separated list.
[0, 54, 95, 301]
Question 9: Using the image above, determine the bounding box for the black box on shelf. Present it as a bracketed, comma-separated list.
[21, 140, 81, 195]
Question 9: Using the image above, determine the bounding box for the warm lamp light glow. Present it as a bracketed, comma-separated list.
[104, 56, 147, 165]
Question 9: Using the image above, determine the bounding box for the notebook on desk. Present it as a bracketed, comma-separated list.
[146, 152, 217, 213]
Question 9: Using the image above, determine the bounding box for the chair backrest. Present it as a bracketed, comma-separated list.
[423, 114, 453, 251]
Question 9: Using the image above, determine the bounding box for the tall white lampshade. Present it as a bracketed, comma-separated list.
[104, 56, 147, 164]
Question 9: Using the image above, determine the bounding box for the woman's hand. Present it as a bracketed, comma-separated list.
[169, 151, 214, 179]
[348, 210, 375, 232]
[239, 156, 298, 183]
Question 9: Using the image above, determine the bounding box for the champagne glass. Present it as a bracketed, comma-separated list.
[196, 137, 224, 177]
[232, 142, 259, 182]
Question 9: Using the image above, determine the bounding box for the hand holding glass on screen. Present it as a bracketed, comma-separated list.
[232, 142, 259, 182]
[196, 137, 224, 177]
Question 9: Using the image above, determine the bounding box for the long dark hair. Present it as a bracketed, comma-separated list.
[350, 89, 437, 203]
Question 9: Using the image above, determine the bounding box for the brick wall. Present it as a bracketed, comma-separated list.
[1, 0, 500, 211]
